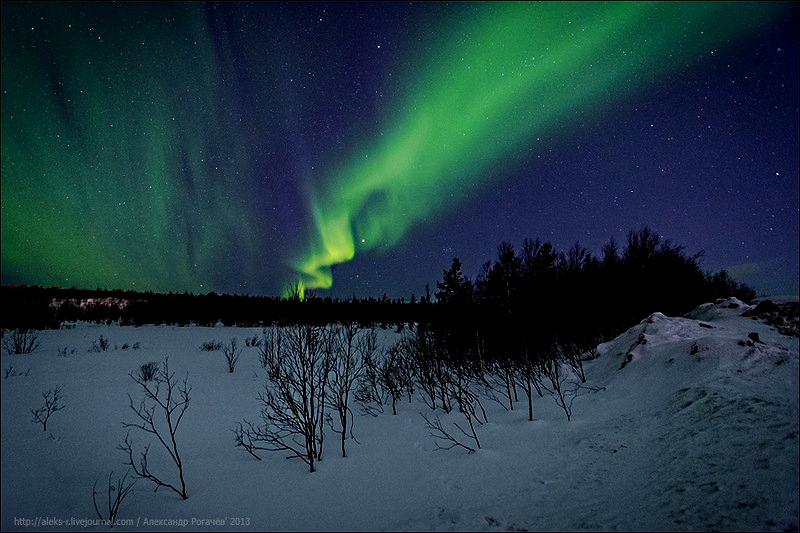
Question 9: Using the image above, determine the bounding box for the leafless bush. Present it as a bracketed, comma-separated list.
[245, 335, 262, 347]
[353, 348, 385, 416]
[479, 371, 514, 411]
[232, 420, 265, 461]
[136, 362, 159, 382]
[325, 323, 371, 457]
[31, 386, 66, 431]
[514, 349, 545, 422]
[4, 361, 30, 378]
[120, 357, 190, 500]
[2, 328, 40, 355]
[407, 326, 453, 413]
[379, 344, 406, 416]
[489, 359, 517, 412]
[93, 470, 136, 527]
[235, 324, 329, 472]
[541, 342, 608, 420]
[562, 341, 593, 383]
[421, 412, 478, 454]
[448, 368, 487, 443]
[89, 335, 110, 352]
[395, 340, 417, 404]
[389, 337, 418, 404]
[540, 358, 571, 420]
[540, 354, 603, 421]
[57, 346, 76, 357]
[222, 338, 240, 373]
[257, 327, 278, 368]
[199, 340, 223, 351]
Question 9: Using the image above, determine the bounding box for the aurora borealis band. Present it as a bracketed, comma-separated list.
[2, 2, 798, 298]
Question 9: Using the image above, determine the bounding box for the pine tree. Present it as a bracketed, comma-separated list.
[435, 258, 473, 305]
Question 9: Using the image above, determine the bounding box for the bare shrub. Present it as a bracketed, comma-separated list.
[235, 324, 329, 472]
[326, 323, 373, 457]
[479, 371, 515, 411]
[379, 344, 406, 416]
[199, 340, 223, 351]
[421, 412, 478, 454]
[245, 335, 262, 347]
[407, 325, 453, 412]
[93, 470, 136, 527]
[4, 362, 30, 378]
[89, 335, 110, 353]
[447, 369, 487, 446]
[222, 338, 240, 373]
[257, 327, 281, 369]
[136, 362, 159, 382]
[57, 346, 76, 357]
[353, 348, 385, 416]
[541, 358, 571, 420]
[120, 357, 190, 500]
[514, 348, 544, 422]
[488, 358, 516, 412]
[541, 346, 605, 421]
[31, 386, 66, 431]
[2, 328, 40, 355]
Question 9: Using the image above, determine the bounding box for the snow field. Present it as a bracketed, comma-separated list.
[2, 298, 797, 531]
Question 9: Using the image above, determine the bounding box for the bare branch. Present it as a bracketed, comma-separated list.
[222, 337, 240, 373]
[93, 470, 136, 527]
[420, 412, 476, 454]
[30, 386, 65, 431]
[120, 358, 189, 499]
[237, 324, 330, 472]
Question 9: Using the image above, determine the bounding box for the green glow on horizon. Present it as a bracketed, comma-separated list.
[292, 1, 783, 295]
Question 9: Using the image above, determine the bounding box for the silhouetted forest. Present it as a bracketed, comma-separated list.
[2, 227, 755, 344]
[0, 285, 428, 331]
[428, 227, 756, 387]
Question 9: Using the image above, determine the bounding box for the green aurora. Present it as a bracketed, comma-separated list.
[0, 2, 790, 297]
[1, 2, 270, 293]
[291, 1, 786, 296]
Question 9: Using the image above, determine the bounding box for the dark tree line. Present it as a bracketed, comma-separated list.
[0, 285, 436, 331]
[433, 226, 754, 338]
[2, 227, 753, 335]
[422, 226, 755, 421]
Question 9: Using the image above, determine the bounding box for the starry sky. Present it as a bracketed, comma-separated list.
[2, 1, 798, 299]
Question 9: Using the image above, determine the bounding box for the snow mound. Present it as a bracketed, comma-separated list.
[598, 309, 723, 370]
[683, 296, 754, 322]
[586, 300, 798, 531]
[599, 298, 795, 372]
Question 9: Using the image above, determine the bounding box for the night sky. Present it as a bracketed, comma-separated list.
[2, 2, 798, 299]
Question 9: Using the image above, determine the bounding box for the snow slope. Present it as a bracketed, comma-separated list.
[1, 298, 797, 531]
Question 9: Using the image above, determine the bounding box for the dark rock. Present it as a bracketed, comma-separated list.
[749, 300, 780, 317]
[741, 299, 799, 337]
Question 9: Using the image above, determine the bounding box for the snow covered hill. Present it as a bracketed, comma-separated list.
[1, 297, 797, 531]
[584, 297, 798, 531]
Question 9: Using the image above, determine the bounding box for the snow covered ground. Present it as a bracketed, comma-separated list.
[1, 297, 797, 531]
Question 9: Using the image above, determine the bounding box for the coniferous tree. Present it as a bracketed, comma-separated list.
[434, 257, 477, 375]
